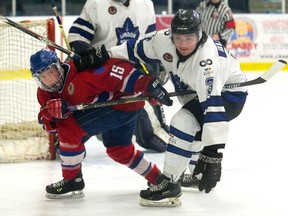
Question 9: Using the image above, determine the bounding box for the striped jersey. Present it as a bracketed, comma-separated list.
[68, 0, 156, 49]
[196, 0, 235, 44]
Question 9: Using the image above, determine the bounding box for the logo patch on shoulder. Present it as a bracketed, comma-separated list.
[68, 83, 74, 95]
[108, 6, 117, 14]
[163, 53, 173, 62]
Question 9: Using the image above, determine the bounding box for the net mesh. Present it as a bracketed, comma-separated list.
[0, 19, 55, 162]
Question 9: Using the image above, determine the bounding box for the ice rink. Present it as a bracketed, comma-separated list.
[1, 71, 288, 216]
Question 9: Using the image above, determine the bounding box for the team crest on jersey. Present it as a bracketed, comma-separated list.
[169, 72, 188, 92]
[108, 6, 117, 15]
[115, 18, 139, 45]
[68, 83, 74, 95]
[163, 53, 173, 62]
[205, 77, 214, 95]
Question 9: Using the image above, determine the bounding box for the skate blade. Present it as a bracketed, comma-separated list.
[46, 190, 85, 199]
[139, 197, 181, 207]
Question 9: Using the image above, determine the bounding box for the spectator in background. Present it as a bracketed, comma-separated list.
[67, 0, 170, 153]
[173, 0, 201, 13]
[196, 0, 236, 47]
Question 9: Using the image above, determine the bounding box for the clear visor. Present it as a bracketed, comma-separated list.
[33, 62, 64, 92]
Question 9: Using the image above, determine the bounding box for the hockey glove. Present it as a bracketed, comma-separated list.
[146, 77, 173, 106]
[38, 107, 57, 133]
[194, 147, 223, 193]
[45, 99, 72, 120]
[73, 45, 110, 71]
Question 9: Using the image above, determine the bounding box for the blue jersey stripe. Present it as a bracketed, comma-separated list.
[204, 111, 227, 123]
[145, 23, 156, 34]
[166, 144, 193, 158]
[201, 95, 223, 110]
[69, 26, 94, 42]
[72, 18, 94, 32]
[123, 70, 142, 93]
[170, 126, 195, 142]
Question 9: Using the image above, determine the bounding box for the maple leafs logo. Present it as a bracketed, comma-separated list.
[115, 17, 139, 45]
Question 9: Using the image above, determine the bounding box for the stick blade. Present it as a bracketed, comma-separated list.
[260, 59, 287, 81]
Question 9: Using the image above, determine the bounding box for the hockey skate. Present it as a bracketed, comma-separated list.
[45, 172, 85, 199]
[180, 173, 200, 188]
[139, 174, 182, 207]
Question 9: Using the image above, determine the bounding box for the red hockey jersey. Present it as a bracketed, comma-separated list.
[37, 58, 153, 112]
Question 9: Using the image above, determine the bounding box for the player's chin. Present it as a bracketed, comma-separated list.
[178, 49, 192, 56]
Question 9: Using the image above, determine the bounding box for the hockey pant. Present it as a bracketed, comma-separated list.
[182, 94, 246, 175]
[134, 102, 170, 152]
[55, 107, 160, 183]
[162, 108, 203, 181]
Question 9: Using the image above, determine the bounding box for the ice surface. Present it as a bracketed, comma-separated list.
[1, 72, 288, 216]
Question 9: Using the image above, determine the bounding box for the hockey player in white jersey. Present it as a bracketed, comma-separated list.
[67, 0, 169, 152]
[84, 9, 248, 206]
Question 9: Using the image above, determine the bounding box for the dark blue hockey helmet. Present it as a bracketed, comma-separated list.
[30, 48, 64, 92]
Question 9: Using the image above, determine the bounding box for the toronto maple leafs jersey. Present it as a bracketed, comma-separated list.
[68, 0, 156, 49]
[108, 29, 247, 146]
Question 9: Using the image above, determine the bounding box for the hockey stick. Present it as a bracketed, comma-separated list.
[0, 15, 80, 59]
[224, 59, 287, 89]
[68, 90, 196, 111]
[68, 59, 286, 111]
[50, 0, 71, 50]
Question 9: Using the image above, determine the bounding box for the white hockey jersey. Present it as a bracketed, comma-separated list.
[109, 29, 247, 147]
[68, 0, 156, 49]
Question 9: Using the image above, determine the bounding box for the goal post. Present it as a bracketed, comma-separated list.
[0, 18, 57, 162]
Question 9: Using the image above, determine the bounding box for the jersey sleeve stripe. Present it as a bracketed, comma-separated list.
[69, 27, 94, 42]
[204, 112, 227, 123]
[145, 23, 156, 34]
[121, 69, 143, 93]
[72, 18, 94, 32]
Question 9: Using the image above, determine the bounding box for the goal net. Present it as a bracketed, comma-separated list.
[0, 18, 56, 162]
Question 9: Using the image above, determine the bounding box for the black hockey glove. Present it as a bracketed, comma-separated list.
[73, 45, 110, 71]
[146, 77, 173, 106]
[194, 147, 223, 193]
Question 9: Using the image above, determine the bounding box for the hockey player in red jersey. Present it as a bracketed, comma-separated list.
[30, 48, 172, 199]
